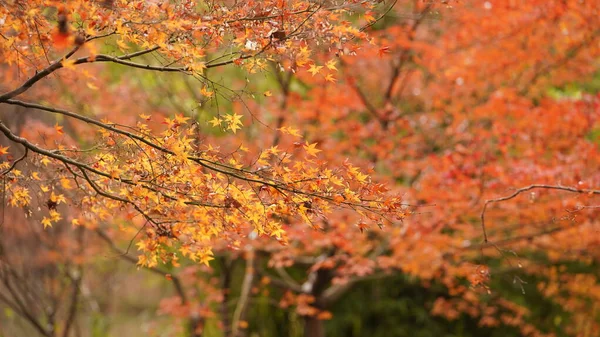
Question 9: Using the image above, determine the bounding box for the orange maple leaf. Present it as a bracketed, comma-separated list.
[54, 123, 64, 135]
[378, 46, 390, 58]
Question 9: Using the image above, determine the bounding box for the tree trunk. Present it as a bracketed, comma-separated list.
[303, 315, 325, 337]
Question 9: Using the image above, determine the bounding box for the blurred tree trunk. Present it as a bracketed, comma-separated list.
[303, 316, 325, 337]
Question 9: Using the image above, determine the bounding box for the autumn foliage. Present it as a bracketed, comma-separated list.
[1, 0, 600, 337]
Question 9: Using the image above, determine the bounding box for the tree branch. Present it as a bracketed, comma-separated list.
[94, 228, 188, 304]
[231, 248, 255, 337]
[383, 2, 431, 102]
[480, 184, 600, 243]
[0, 147, 28, 176]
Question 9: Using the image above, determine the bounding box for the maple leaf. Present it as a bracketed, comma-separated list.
[49, 210, 62, 222]
[308, 64, 323, 76]
[50, 192, 66, 204]
[199, 253, 214, 266]
[363, 11, 376, 23]
[200, 86, 214, 97]
[61, 58, 76, 69]
[209, 117, 222, 127]
[60, 177, 73, 190]
[189, 62, 206, 74]
[0, 146, 8, 156]
[357, 221, 369, 233]
[116, 39, 130, 50]
[54, 123, 64, 135]
[270, 226, 286, 239]
[303, 142, 322, 157]
[42, 217, 53, 229]
[268, 145, 281, 156]
[278, 126, 302, 138]
[378, 46, 390, 58]
[224, 113, 243, 134]
[326, 59, 338, 71]
[174, 113, 190, 124]
[139, 113, 151, 121]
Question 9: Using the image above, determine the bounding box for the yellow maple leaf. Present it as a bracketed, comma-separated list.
[296, 58, 308, 67]
[189, 62, 206, 74]
[50, 192, 66, 204]
[277, 126, 302, 138]
[180, 245, 192, 257]
[200, 254, 214, 266]
[299, 45, 311, 56]
[224, 113, 243, 134]
[303, 142, 322, 157]
[42, 217, 52, 229]
[288, 127, 302, 137]
[326, 59, 338, 71]
[0, 146, 8, 155]
[268, 145, 281, 155]
[49, 209, 62, 222]
[116, 39, 130, 50]
[270, 226, 286, 239]
[174, 113, 190, 124]
[61, 58, 76, 69]
[200, 86, 214, 97]
[137, 254, 148, 266]
[209, 117, 222, 127]
[60, 177, 73, 190]
[308, 64, 323, 76]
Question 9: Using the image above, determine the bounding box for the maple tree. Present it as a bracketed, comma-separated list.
[1, 0, 600, 337]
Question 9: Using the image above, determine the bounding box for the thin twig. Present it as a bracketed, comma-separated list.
[1, 147, 28, 176]
[480, 184, 600, 243]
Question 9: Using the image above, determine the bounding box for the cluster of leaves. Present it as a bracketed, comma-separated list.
[0, 1, 406, 268]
